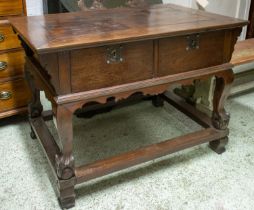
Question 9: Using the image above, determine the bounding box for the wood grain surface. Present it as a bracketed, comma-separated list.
[0, 78, 31, 113]
[9, 3, 247, 54]
[231, 38, 254, 65]
[0, 22, 22, 51]
[0, 50, 25, 80]
[0, 0, 24, 16]
[71, 40, 154, 92]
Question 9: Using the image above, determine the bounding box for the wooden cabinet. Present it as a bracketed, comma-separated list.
[0, 0, 24, 16]
[0, 1, 30, 119]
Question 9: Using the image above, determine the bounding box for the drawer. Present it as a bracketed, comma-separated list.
[158, 30, 225, 77]
[0, 0, 24, 16]
[0, 79, 31, 113]
[71, 41, 154, 92]
[0, 23, 21, 51]
[0, 50, 24, 79]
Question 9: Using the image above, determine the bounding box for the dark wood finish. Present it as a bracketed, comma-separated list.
[158, 30, 225, 76]
[10, 4, 247, 209]
[10, 4, 247, 54]
[71, 41, 154, 92]
[247, 0, 254, 38]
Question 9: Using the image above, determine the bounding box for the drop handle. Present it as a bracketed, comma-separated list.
[0, 91, 12, 100]
[0, 33, 5, 42]
[0, 61, 7, 71]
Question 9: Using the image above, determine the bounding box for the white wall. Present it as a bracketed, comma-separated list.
[163, 0, 192, 7]
[164, 0, 251, 40]
[26, 0, 43, 16]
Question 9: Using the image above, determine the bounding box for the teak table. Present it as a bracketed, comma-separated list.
[10, 4, 247, 209]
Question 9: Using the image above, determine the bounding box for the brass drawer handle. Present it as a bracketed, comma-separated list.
[0, 61, 7, 71]
[0, 34, 5, 42]
[0, 91, 12, 100]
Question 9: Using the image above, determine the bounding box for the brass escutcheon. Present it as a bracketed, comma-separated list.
[106, 45, 124, 64]
[186, 34, 200, 51]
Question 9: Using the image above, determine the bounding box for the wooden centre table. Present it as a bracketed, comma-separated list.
[10, 4, 247, 209]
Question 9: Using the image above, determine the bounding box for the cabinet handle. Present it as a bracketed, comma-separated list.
[0, 61, 7, 71]
[0, 91, 12, 100]
[0, 34, 5, 42]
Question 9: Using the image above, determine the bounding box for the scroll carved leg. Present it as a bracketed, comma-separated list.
[209, 69, 234, 154]
[54, 105, 76, 209]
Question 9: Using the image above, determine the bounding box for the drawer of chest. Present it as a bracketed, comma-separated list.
[0, 50, 24, 79]
[0, 0, 24, 16]
[0, 79, 30, 113]
[158, 30, 226, 77]
[0, 23, 21, 51]
[71, 40, 154, 92]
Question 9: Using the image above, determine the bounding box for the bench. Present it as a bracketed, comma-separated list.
[230, 38, 254, 95]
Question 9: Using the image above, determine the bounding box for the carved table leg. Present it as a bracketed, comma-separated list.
[54, 105, 76, 209]
[25, 65, 43, 139]
[152, 94, 164, 107]
[209, 69, 234, 154]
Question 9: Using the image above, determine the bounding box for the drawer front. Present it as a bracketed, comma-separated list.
[71, 41, 154, 92]
[0, 50, 24, 79]
[158, 30, 225, 77]
[0, 0, 24, 16]
[0, 23, 21, 51]
[0, 79, 30, 113]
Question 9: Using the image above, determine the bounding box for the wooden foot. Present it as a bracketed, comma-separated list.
[152, 95, 164, 107]
[58, 178, 76, 209]
[54, 105, 76, 209]
[209, 137, 229, 154]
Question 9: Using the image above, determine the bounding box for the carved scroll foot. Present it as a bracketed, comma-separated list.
[212, 111, 230, 130]
[55, 154, 75, 180]
[152, 95, 164, 107]
[209, 137, 229, 154]
[58, 178, 76, 209]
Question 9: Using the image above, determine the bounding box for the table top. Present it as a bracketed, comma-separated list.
[9, 3, 247, 54]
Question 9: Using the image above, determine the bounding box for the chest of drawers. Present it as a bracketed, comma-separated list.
[0, 0, 30, 118]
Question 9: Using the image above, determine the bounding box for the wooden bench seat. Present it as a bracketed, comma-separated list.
[231, 38, 254, 66]
[230, 38, 254, 95]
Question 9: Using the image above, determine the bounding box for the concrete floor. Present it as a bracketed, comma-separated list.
[0, 91, 254, 210]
